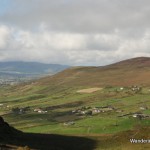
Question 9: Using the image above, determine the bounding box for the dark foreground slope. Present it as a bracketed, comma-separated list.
[0, 117, 96, 150]
[35, 57, 150, 87]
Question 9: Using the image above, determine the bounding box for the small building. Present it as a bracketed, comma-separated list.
[92, 108, 101, 114]
[131, 85, 141, 92]
[120, 87, 124, 90]
[34, 108, 47, 113]
[132, 113, 149, 119]
[140, 106, 148, 110]
[132, 114, 138, 118]
[64, 121, 75, 126]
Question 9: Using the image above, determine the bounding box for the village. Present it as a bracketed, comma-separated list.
[63, 105, 149, 126]
[0, 85, 149, 127]
[1, 102, 149, 122]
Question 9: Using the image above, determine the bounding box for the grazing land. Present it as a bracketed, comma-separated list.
[0, 57, 150, 149]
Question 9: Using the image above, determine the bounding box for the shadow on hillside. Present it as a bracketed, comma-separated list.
[0, 116, 96, 150]
[6, 132, 97, 150]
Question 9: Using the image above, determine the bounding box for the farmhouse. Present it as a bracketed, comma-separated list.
[120, 87, 124, 90]
[139, 106, 148, 110]
[132, 113, 149, 119]
[64, 121, 75, 126]
[71, 105, 115, 116]
[131, 85, 142, 92]
[34, 108, 42, 112]
[34, 108, 47, 113]
[92, 108, 101, 114]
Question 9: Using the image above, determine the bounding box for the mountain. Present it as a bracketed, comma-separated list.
[107, 56, 150, 68]
[0, 57, 150, 150]
[0, 61, 69, 74]
[0, 61, 69, 84]
[36, 57, 150, 87]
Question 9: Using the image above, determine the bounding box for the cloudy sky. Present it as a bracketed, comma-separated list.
[0, 0, 150, 66]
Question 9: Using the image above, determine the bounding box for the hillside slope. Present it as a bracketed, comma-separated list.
[0, 57, 150, 150]
[36, 57, 150, 87]
[0, 117, 149, 150]
[0, 117, 96, 150]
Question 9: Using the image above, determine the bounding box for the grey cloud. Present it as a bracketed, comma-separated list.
[85, 34, 121, 51]
[0, 0, 150, 66]
[0, 24, 150, 66]
[1, 0, 150, 33]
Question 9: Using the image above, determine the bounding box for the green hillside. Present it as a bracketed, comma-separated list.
[0, 57, 150, 149]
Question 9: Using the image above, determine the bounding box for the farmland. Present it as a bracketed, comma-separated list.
[0, 85, 149, 135]
[0, 57, 150, 149]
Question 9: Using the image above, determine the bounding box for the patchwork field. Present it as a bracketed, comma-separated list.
[0, 57, 150, 149]
[0, 85, 150, 149]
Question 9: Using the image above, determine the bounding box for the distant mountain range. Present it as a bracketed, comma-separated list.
[1, 57, 150, 86]
[0, 61, 69, 84]
[0, 61, 69, 74]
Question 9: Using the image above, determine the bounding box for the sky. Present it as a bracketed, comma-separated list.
[0, 0, 150, 66]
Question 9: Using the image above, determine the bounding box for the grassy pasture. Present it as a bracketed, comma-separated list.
[0, 86, 150, 150]
[0, 85, 149, 136]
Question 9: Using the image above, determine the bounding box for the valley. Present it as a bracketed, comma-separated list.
[0, 61, 69, 86]
[0, 57, 150, 149]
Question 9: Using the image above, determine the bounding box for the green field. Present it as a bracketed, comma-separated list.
[0, 58, 150, 149]
[0, 85, 149, 136]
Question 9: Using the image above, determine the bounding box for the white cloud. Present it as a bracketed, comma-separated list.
[0, 24, 150, 65]
[0, 0, 150, 65]
[0, 25, 11, 48]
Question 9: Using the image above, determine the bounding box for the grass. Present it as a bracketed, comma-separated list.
[0, 83, 149, 150]
[0, 58, 150, 149]
[0, 86, 149, 135]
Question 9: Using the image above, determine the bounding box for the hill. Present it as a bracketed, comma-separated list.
[0, 57, 150, 150]
[0, 116, 149, 150]
[0, 116, 96, 150]
[36, 57, 150, 87]
[0, 61, 69, 85]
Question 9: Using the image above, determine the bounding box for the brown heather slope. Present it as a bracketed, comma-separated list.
[35, 57, 150, 87]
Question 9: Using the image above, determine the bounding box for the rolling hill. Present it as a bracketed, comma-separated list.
[35, 57, 150, 87]
[0, 116, 149, 150]
[0, 57, 150, 150]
